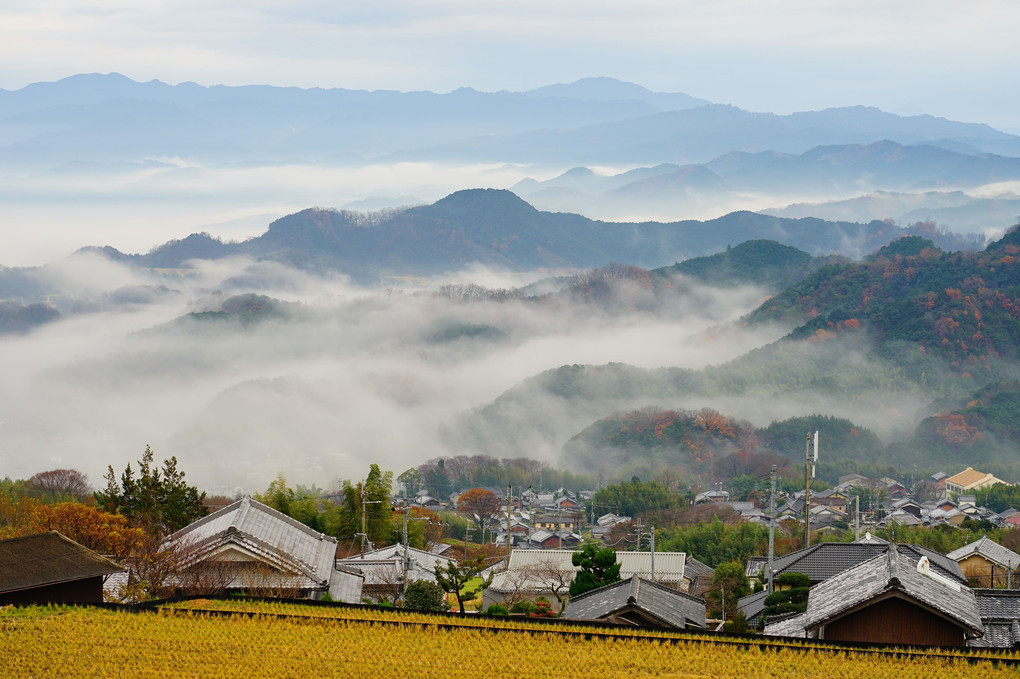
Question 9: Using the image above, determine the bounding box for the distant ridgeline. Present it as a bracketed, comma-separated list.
[78, 190, 985, 280]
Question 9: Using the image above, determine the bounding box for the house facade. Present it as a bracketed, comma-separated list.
[162, 497, 363, 602]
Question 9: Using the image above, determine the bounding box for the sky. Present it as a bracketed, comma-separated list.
[1, 1, 1019, 131]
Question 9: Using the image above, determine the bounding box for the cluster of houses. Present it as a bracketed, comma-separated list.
[737, 533, 1020, 648]
[407, 486, 593, 550]
[4, 463, 1020, 650]
[700, 467, 1017, 534]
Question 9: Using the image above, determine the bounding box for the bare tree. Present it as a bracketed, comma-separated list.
[25, 469, 91, 501]
[529, 559, 576, 613]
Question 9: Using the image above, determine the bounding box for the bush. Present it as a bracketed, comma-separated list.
[484, 604, 509, 616]
[529, 599, 557, 618]
[775, 572, 810, 588]
[509, 600, 537, 615]
[403, 580, 449, 612]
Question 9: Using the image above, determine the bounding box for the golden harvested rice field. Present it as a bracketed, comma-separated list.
[2, 602, 1017, 678]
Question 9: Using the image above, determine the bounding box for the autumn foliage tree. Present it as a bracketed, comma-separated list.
[456, 488, 502, 536]
[0, 497, 145, 561]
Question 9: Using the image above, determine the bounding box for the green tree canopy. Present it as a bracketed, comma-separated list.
[95, 445, 206, 537]
[569, 542, 622, 597]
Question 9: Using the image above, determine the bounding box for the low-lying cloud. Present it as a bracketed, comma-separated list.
[0, 254, 787, 495]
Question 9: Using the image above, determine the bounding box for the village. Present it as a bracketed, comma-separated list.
[4, 460, 1020, 651]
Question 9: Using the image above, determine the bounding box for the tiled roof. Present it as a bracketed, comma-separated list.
[969, 589, 1020, 649]
[801, 546, 983, 638]
[737, 589, 769, 626]
[683, 556, 714, 580]
[770, 542, 966, 585]
[946, 536, 1020, 570]
[165, 497, 339, 588]
[337, 545, 456, 585]
[563, 576, 705, 629]
[0, 532, 124, 594]
[763, 611, 808, 638]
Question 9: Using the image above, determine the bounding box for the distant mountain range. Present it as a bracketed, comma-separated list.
[510, 140, 1020, 224]
[2, 73, 1017, 170]
[65, 190, 983, 281]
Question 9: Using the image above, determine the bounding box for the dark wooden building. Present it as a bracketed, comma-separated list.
[766, 544, 984, 647]
[0, 531, 125, 605]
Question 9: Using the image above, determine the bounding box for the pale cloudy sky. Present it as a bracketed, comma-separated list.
[2, 0, 1019, 129]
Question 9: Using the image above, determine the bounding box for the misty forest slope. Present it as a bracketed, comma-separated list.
[447, 228, 1020, 480]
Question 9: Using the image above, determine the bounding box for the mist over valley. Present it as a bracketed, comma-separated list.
[3, 73, 1020, 495]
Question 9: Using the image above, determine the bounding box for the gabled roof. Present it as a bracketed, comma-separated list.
[770, 542, 966, 586]
[0, 532, 124, 594]
[801, 545, 983, 638]
[165, 497, 339, 588]
[337, 544, 457, 585]
[563, 576, 705, 629]
[947, 536, 1020, 570]
[945, 467, 1004, 490]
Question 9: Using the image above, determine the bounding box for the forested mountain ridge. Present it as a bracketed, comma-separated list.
[73, 190, 984, 282]
[745, 228, 1020, 370]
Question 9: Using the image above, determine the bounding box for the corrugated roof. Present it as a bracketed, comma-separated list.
[165, 497, 338, 588]
[489, 549, 687, 593]
[563, 576, 705, 629]
[947, 536, 1020, 570]
[802, 545, 983, 637]
[0, 532, 124, 594]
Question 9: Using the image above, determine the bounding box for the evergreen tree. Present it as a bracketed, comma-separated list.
[569, 541, 621, 597]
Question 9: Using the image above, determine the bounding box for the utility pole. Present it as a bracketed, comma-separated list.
[768, 464, 776, 594]
[361, 494, 382, 558]
[804, 431, 818, 549]
[464, 523, 474, 559]
[854, 494, 860, 541]
[505, 484, 512, 558]
[397, 505, 429, 599]
[650, 525, 655, 582]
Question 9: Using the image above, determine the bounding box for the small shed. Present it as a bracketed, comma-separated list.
[0, 531, 124, 605]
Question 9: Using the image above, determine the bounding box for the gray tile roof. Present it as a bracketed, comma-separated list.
[0, 532, 124, 594]
[970, 588, 1020, 648]
[684, 556, 713, 579]
[763, 611, 808, 638]
[737, 589, 769, 626]
[165, 497, 341, 591]
[337, 544, 457, 585]
[947, 536, 1020, 570]
[771, 542, 966, 586]
[802, 545, 983, 638]
[563, 576, 705, 629]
